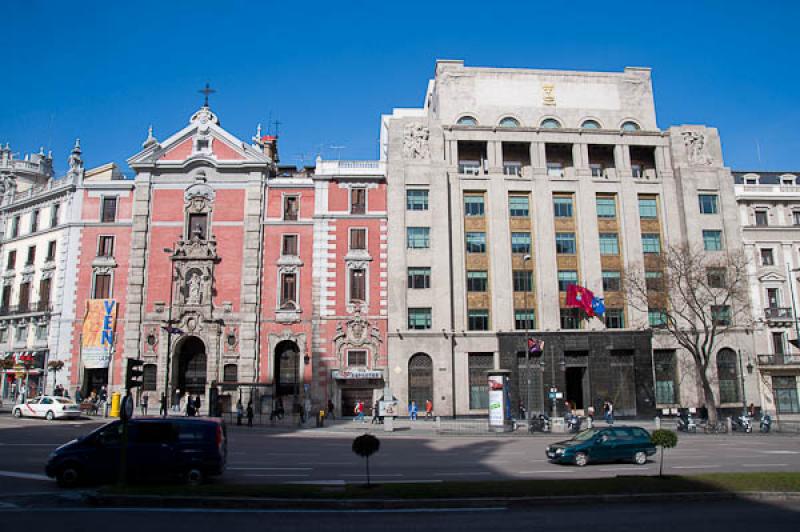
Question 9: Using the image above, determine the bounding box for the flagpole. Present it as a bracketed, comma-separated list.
[162, 246, 176, 418]
[523, 255, 532, 420]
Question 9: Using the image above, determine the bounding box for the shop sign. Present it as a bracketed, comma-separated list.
[332, 369, 384, 380]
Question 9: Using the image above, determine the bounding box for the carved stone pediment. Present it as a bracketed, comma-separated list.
[174, 238, 218, 260]
[333, 310, 383, 367]
[758, 271, 786, 283]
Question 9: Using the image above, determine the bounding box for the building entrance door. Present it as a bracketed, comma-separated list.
[274, 340, 300, 399]
[341, 388, 374, 418]
[175, 336, 207, 396]
[565, 367, 586, 409]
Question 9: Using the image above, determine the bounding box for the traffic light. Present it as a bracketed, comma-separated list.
[125, 358, 144, 390]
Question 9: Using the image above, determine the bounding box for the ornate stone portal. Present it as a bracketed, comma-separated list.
[333, 310, 383, 368]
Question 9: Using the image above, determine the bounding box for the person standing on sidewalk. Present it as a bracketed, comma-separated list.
[356, 400, 365, 423]
[159, 393, 167, 416]
[327, 398, 335, 420]
[425, 399, 433, 420]
[246, 401, 254, 427]
[604, 400, 614, 425]
[371, 400, 380, 425]
[409, 400, 418, 421]
[236, 399, 243, 426]
[140, 393, 149, 416]
[194, 395, 202, 416]
[172, 389, 181, 413]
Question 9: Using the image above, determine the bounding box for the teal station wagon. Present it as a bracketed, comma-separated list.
[546, 426, 656, 467]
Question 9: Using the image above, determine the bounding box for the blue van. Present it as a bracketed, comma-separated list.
[546, 426, 656, 467]
[46, 417, 227, 487]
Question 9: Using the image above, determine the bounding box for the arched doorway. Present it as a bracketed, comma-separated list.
[408, 353, 433, 408]
[716, 348, 740, 404]
[175, 336, 207, 396]
[274, 340, 300, 398]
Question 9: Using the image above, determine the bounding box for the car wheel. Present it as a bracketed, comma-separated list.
[633, 451, 647, 465]
[45, 410, 55, 421]
[574, 452, 588, 467]
[185, 467, 204, 486]
[56, 464, 82, 488]
[13, 408, 22, 418]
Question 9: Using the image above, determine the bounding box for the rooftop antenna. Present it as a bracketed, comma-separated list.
[266, 111, 272, 135]
[272, 119, 282, 138]
[329, 144, 346, 160]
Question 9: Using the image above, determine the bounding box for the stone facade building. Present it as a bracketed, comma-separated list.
[382, 60, 757, 417]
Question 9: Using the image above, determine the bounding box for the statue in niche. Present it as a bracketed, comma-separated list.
[186, 272, 204, 305]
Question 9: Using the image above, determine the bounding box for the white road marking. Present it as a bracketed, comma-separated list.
[517, 470, 575, 474]
[0, 470, 51, 481]
[671, 465, 720, 469]
[598, 467, 652, 472]
[761, 450, 800, 455]
[0, 507, 506, 514]
[243, 474, 310, 478]
[228, 467, 312, 471]
[741, 463, 789, 467]
[434, 472, 493, 476]
[339, 474, 404, 478]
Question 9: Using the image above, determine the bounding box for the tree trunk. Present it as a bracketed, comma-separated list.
[697, 363, 719, 426]
[659, 448, 664, 477]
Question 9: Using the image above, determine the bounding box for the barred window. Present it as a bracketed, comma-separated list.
[408, 308, 432, 330]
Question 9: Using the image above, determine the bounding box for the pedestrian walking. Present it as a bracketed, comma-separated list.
[356, 400, 365, 423]
[74, 388, 83, 404]
[172, 389, 181, 412]
[604, 400, 614, 425]
[194, 395, 202, 416]
[246, 401, 254, 427]
[371, 400, 380, 425]
[140, 393, 149, 416]
[327, 399, 335, 420]
[186, 396, 195, 417]
[159, 392, 167, 416]
[409, 400, 418, 421]
[425, 399, 433, 420]
[236, 399, 243, 426]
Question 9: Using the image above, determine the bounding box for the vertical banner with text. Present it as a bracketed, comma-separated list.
[82, 299, 117, 369]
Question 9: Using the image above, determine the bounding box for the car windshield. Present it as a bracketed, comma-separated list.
[571, 428, 600, 441]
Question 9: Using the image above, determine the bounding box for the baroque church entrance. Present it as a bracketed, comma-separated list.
[175, 336, 207, 396]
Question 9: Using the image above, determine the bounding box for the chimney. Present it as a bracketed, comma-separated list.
[261, 135, 279, 163]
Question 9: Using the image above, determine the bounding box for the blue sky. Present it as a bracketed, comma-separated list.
[2, 0, 798, 174]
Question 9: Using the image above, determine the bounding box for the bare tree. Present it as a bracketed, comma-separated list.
[626, 244, 752, 425]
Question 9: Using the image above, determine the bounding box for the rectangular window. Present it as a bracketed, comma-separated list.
[638, 197, 658, 219]
[514, 309, 536, 330]
[699, 194, 719, 214]
[101, 197, 118, 223]
[407, 227, 430, 249]
[347, 350, 367, 367]
[283, 196, 299, 221]
[187, 213, 208, 240]
[646, 270, 664, 291]
[280, 273, 297, 308]
[466, 270, 488, 292]
[10, 216, 20, 238]
[641, 233, 661, 254]
[794, 212, 800, 226]
[773, 376, 800, 414]
[467, 309, 490, 331]
[707, 268, 726, 288]
[98, 236, 114, 257]
[558, 270, 578, 292]
[350, 188, 366, 214]
[596, 196, 617, 218]
[1, 285, 10, 310]
[760, 248, 774, 266]
[349, 228, 367, 250]
[767, 289, 781, 309]
[654, 350, 678, 404]
[553, 196, 573, 218]
[555, 232, 576, 254]
[605, 309, 625, 329]
[602, 271, 621, 292]
[407, 267, 431, 289]
[560, 308, 581, 329]
[35, 323, 48, 341]
[16, 325, 27, 344]
[631, 164, 643, 178]
[590, 163, 604, 178]
[281, 234, 298, 256]
[406, 189, 429, 211]
[712, 305, 731, 326]
[509, 195, 530, 217]
[30, 210, 39, 233]
[6, 250, 15, 270]
[513, 270, 533, 292]
[468, 353, 494, 409]
[511, 232, 531, 254]
[0, 328, 7, 343]
[465, 232, 486, 253]
[464, 194, 485, 217]
[648, 308, 667, 327]
[547, 162, 564, 177]
[598, 233, 619, 255]
[408, 308, 432, 330]
[93, 274, 111, 299]
[703, 230, 723, 251]
[349, 269, 366, 302]
[755, 210, 769, 227]
[26, 246, 35, 266]
[46, 241, 57, 261]
[18, 282, 30, 311]
[50, 203, 60, 228]
[39, 278, 51, 308]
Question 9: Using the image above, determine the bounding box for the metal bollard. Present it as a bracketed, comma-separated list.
[726, 417, 733, 434]
[655, 416, 661, 430]
[436, 415, 441, 431]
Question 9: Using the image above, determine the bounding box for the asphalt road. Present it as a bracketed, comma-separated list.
[1, 414, 799, 493]
[0, 500, 798, 531]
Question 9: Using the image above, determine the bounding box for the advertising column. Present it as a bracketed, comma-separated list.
[487, 369, 512, 432]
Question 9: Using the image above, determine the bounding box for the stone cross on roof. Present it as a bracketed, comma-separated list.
[198, 82, 216, 108]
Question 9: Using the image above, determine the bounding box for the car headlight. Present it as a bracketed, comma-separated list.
[555, 448, 564, 455]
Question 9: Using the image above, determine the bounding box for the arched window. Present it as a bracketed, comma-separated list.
[716, 349, 740, 404]
[581, 119, 601, 129]
[621, 121, 640, 132]
[499, 117, 520, 128]
[540, 118, 562, 129]
[142, 364, 157, 391]
[408, 353, 433, 409]
[457, 116, 478, 126]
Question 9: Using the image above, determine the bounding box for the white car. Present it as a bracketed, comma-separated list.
[12, 396, 82, 420]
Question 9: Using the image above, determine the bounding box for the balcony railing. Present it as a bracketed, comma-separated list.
[757, 354, 800, 366]
[0, 301, 52, 316]
[503, 163, 523, 177]
[764, 307, 794, 321]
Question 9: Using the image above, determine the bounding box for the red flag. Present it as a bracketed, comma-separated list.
[566, 284, 595, 317]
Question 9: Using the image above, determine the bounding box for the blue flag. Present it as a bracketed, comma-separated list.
[591, 296, 605, 317]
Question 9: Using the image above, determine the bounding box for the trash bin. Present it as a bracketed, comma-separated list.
[317, 410, 325, 428]
[110, 392, 121, 418]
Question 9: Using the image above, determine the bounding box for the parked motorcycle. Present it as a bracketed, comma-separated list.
[566, 413, 582, 433]
[760, 413, 772, 433]
[731, 413, 753, 433]
[677, 412, 697, 433]
[529, 413, 551, 433]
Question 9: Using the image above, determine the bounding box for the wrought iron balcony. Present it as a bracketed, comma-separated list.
[757, 354, 800, 366]
[0, 301, 52, 316]
[764, 307, 794, 322]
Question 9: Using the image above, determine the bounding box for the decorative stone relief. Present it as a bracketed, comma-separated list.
[541, 83, 556, 106]
[682, 131, 714, 166]
[333, 310, 383, 367]
[402, 123, 430, 160]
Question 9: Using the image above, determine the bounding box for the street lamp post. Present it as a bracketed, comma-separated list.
[523, 254, 532, 419]
[162, 247, 177, 418]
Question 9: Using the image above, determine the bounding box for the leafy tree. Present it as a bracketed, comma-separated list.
[352, 433, 380, 487]
[651, 429, 678, 477]
[626, 244, 751, 426]
[47, 359, 65, 394]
